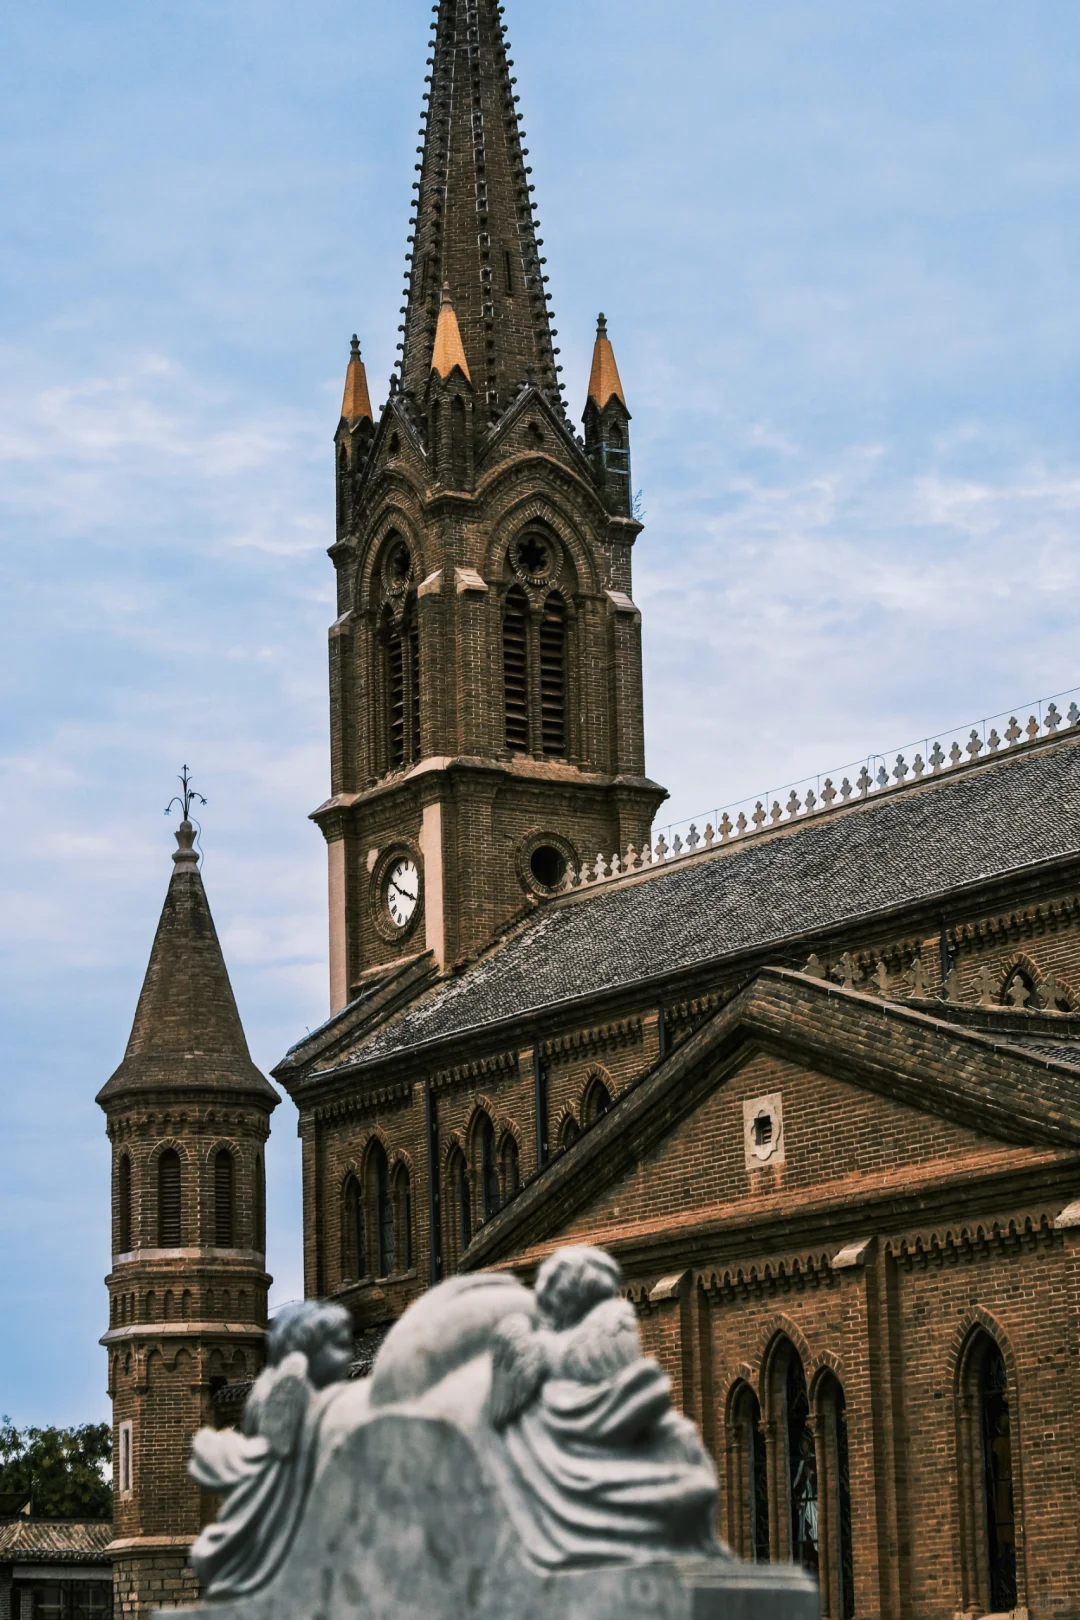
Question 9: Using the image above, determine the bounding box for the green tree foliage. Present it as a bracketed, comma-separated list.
[0, 1419, 112, 1520]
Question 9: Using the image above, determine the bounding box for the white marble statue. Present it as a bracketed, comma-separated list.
[187, 1248, 721, 1599]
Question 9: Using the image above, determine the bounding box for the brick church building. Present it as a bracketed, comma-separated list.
[100, 4, 1080, 1620]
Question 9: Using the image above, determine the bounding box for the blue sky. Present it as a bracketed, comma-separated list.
[2, 0, 1078, 1425]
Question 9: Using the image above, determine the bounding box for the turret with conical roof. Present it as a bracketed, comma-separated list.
[583, 314, 633, 517]
[99, 797, 277, 1619]
[315, 0, 666, 1003]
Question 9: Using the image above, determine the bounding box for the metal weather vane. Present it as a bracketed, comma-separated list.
[164, 765, 207, 823]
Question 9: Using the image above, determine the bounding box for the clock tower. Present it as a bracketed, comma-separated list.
[314, 0, 666, 1010]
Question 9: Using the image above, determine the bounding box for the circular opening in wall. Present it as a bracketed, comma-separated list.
[530, 845, 566, 889]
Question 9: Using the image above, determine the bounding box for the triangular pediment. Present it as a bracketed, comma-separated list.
[465, 969, 1080, 1268]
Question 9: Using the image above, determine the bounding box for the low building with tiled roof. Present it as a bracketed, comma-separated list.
[0, 1518, 112, 1620]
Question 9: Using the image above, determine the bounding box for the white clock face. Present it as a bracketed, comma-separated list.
[386, 857, 420, 930]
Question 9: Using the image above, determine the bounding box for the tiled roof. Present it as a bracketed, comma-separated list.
[315, 733, 1080, 1075]
[0, 1519, 112, 1563]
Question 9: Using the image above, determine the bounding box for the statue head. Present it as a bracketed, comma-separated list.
[267, 1301, 354, 1389]
[535, 1246, 622, 1331]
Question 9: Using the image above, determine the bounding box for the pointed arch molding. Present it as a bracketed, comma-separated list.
[485, 494, 598, 596]
[997, 950, 1079, 1009]
[355, 506, 427, 607]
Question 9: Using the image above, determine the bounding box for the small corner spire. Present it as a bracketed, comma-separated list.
[341, 334, 374, 425]
[431, 284, 472, 383]
[586, 311, 626, 410]
[164, 766, 206, 874]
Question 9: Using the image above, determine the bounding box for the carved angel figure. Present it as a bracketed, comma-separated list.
[486, 1247, 721, 1568]
[189, 1301, 353, 1598]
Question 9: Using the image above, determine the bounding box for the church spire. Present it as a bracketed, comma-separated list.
[399, 0, 559, 414]
[98, 805, 274, 1105]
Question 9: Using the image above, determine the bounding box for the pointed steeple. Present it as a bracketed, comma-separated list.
[341, 334, 373, 425]
[400, 0, 559, 414]
[586, 313, 626, 409]
[97, 819, 275, 1104]
[430, 285, 472, 381]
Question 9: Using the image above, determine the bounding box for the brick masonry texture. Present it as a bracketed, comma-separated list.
[109, 2, 1080, 1617]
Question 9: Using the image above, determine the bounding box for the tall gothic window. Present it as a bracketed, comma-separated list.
[503, 586, 529, 752]
[379, 539, 421, 773]
[539, 592, 567, 756]
[456, 1151, 472, 1253]
[344, 1174, 365, 1281]
[502, 583, 568, 759]
[980, 1344, 1016, 1611]
[959, 1333, 1017, 1615]
[816, 1374, 854, 1620]
[117, 1154, 132, 1253]
[786, 1355, 819, 1576]
[157, 1149, 182, 1248]
[369, 1142, 394, 1277]
[478, 1113, 499, 1222]
[727, 1383, 769, 1564]
[394, 1165, 413, 1272]
[214, 1149, 234, 1247]
[500, 1134, 520, 1203]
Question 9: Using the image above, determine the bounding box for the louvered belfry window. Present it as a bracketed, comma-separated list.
[157, 1149, 181, 1248]
[214, 1149, 234, 1248]
[539, 592, 567, 756]
[503, 586, 529, 752]
[386, 617, 406, 769]
[382, 594, 420, 772]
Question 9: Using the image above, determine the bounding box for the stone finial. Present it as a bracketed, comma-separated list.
[172, 819, 200, 874]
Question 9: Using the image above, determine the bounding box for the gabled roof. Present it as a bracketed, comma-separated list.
[98, 824, 277, 1107]
[0, 1519, 112, 1563]
[463, 968, 1080, 1269]
[300, 731, 1080, 1078]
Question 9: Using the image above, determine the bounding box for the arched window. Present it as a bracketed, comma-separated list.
[786, 1355, 819, 1575]
[214, 1149, 234, 1247]
[117, 1154, 132, 1253]
[500, 1135, 520, 1203]
[344, 1174, 366, 1281]
[370, 1142, 394, 1277]
[385, 608, 406, 769]
[582, 1075, 612, 1127]
[503, 586, 529, 753]
[727, 1383, 769, 1564]
[478, 1114, 499, 1222]
[254, 1154, 265, 1252]
[381, 597, 420, 772]
[455, 1150, 472, 1254]
[394, 1166, 413, 1272]
[980, 1345, 1016, 1612]
[539, 592, 567, 757]
[558, 1115, 581, 1153]
[959, 1333, 1017, 1615]
[815, 1374, 854, 1620]
[157, 1149, 181, 1248]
